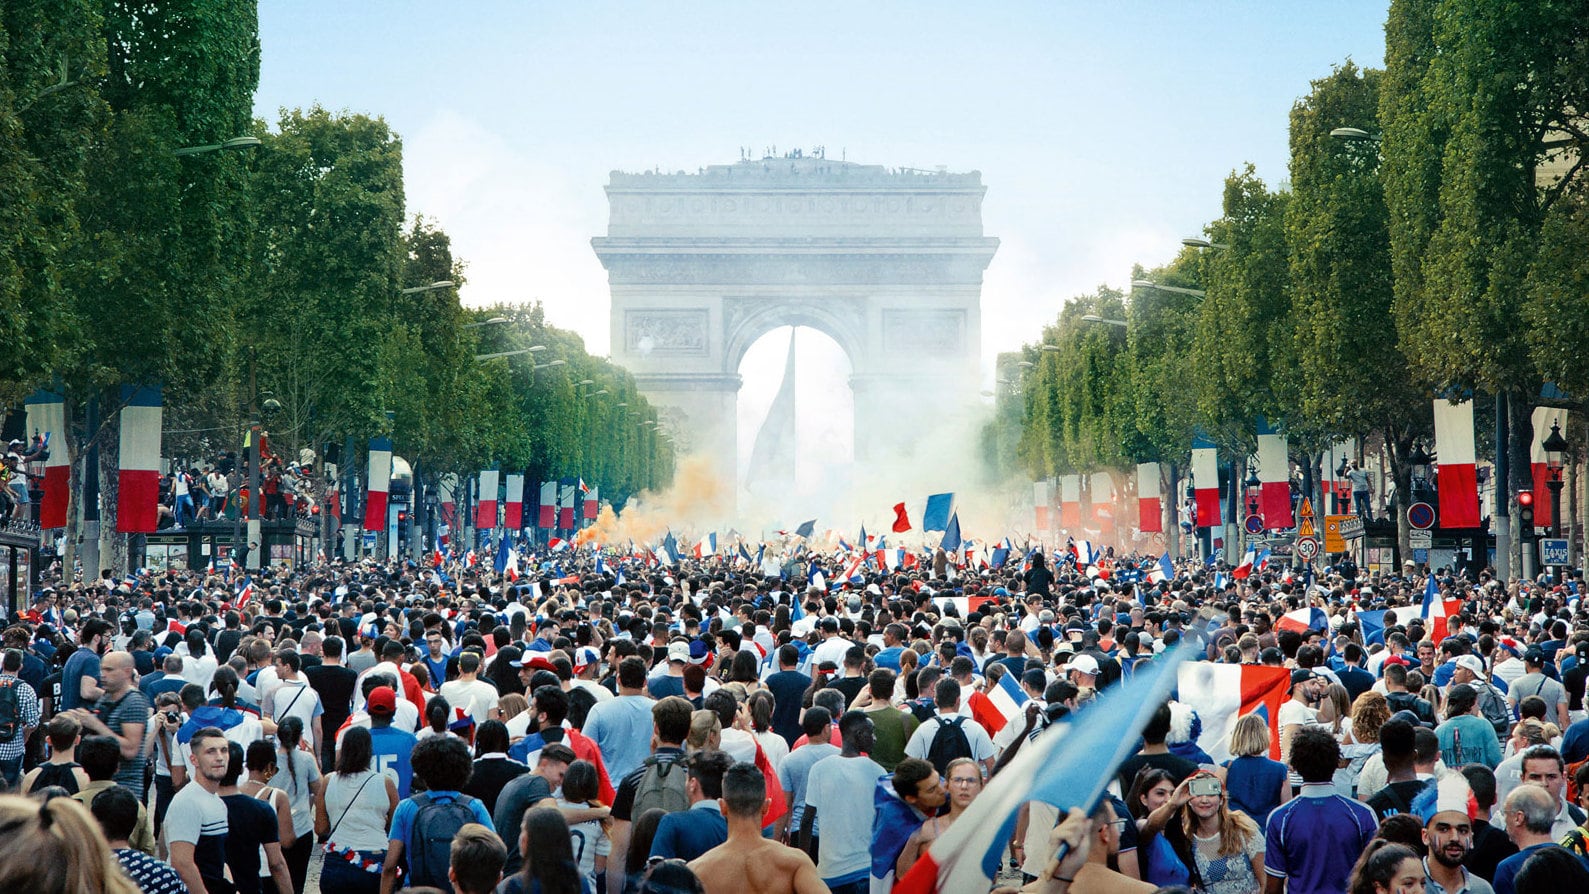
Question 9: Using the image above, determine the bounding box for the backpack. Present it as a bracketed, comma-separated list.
[631, 753, 690, 817]
[1474, 682, 1512, 736]
[0, 678, 20, 742]
[405, 791, 480, 891]
[925, 716, 973, 775]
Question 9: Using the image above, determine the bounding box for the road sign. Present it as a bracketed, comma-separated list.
[1409, 529, 1432, 550]
[1407, 502, 1436, 530]
[1338, 516, 1365, 539]
[1298, 497, 1314, 519]
[1541, 538, 1569, 566]
[1245, 514, 1265, 535]
[1296, 537, 1320, 561]
[1297, 515, 1316, 538]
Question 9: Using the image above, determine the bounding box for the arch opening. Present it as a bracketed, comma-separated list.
[736, 326, 854, 515]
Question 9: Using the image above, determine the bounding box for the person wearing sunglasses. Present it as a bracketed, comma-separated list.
[1138, 772, 1265, 894]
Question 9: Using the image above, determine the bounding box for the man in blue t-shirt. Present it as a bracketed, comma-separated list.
[1264, 727, 1377, 894]
[366, 686, 417, 797]
[61, 619, 112, 713]
[382, 735, 495, 892]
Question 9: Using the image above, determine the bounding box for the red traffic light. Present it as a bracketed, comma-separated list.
[1517, 490, 1534, 507]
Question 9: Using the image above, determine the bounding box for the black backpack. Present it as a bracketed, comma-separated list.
[405, 791, 480, 891]
[924, 715, 973, 775]
[0, 678, 21, 742]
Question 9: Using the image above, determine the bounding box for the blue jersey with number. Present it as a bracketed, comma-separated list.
[369, 725, 418, 797]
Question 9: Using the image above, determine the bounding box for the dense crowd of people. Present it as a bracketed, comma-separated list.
[1, 543, 1589, 894]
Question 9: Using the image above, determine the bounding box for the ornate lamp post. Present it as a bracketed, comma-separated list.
[1541, 421, 1569, 539]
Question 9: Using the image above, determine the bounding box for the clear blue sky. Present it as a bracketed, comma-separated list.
[256, 3, 1389, 479]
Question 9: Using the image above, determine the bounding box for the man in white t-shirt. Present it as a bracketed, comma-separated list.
[903, 679, 997, 775]
[1279, 668, 1326, 758]
[264, 651, 324, 751]
[438, 651, 499, 725]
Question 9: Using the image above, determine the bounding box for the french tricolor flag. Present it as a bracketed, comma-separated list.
[1147, 552, 1173, 584]
[1033, 480, 1051, 532]
[895, 644, 1191, 894]
[693, 533, 717, 558]
[1176, 661, 1292, 761]
[503, 474, 525, 529]
[538, 480, 557, 529]
[1191, 433, 1220, 529]
[1231, 548, 1270, 580]
[1059, 474, 1081, 529]
[836, 555, 864, 582]
[1071, 540, 1100, 567]
[1256, 418, 1294, 528]
[363, 437, 392, 533]
[935, 595, 995, 617]
[116, 386, 163, 533]
[24, 391, 70, 529]
[547, 537, 570, 553]
[1420, 576, 1463, 643]
[1137, 462, 1162, 533]
[583, 483, 599, 521]
[1275, 605, 1326, 634]
[1434, 398, 1480, 528]
[968, 671, 1029, 735]
[476, 470, 499, 530]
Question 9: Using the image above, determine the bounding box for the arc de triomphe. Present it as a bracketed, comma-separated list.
[593, 155, 999, 487]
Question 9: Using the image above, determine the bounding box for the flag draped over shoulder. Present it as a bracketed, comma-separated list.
[896, 644, 1194, 894]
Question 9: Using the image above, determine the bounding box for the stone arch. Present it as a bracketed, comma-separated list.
[720, 299, 867, 378]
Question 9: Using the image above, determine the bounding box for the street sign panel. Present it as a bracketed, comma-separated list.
[1296, 537, 1320, 561]
[1409, 529, 1432, 549]
[1541, 538, 1569, 566]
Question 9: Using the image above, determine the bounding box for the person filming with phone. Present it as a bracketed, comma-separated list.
[1135, 772, 1266, 893]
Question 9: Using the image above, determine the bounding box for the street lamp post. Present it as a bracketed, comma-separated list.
[1542, 421, 1568, 541]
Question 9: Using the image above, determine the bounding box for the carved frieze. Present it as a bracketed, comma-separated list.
[624, 309, 709, 356]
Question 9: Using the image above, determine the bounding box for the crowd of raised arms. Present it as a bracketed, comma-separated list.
[2, 545, 1589, 894]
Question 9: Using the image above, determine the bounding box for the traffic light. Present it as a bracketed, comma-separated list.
[1517, 490, 1535, 528]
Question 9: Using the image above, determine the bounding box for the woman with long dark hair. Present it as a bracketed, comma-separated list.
[267, 715, 321, 892]
[313, 726, 398, 894]
[489, 645, 527, 697]
[499, 806, 586, 894]
[622, 808, 667, 894]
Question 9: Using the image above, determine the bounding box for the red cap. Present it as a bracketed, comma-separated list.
[368, 686, 397, 716]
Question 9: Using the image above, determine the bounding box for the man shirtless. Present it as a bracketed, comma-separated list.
[691, 761, 827, 894]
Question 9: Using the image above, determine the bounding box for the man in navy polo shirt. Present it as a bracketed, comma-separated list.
[1264, 726, 1377, 894]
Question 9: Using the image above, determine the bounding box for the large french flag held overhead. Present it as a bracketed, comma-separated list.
[896, 644, 1193, 894]
[1420, 576, 1464, 643]
[475, 470, 499, 529]
[1256, 418, 1294, 529]
[1530, 407, 1568, 530]
[363, 437, 392, 532]
[1137, 462, 1162, 533]
[503, 474, 525, 529]
[116, 386, 163, 533]
[24, 390, 69, 529]
[1176, 662, 1292, 761]
[1191, 432, 1220, 529]
[538, 480, 557, 529]
[1433, 398, 1480, 529]
[1059, 474, 1081, 529]
[1275, 605, 1326, 634]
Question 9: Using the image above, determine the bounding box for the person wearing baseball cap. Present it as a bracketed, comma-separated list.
[648, 641, 690, 700]
[364, 685, 417, 797]
[1508, 648, 1570, 731]
[569, 646, 612, 706]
